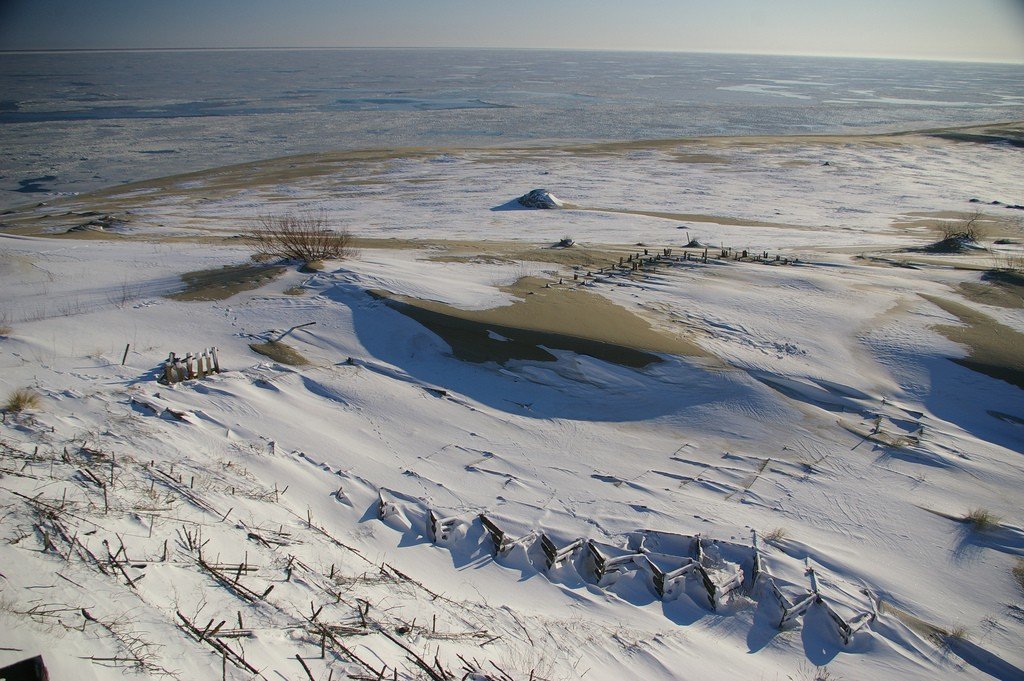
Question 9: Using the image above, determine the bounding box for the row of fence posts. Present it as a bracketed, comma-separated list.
[566, 247, 714, 283]
[408, 498, 874, 643]
[569, 244, 793, 287]
[719, 247, 790, 264]
[470, 506, 742, 610]
[770, 560, 873, 644]
[161, 348, 221, 384]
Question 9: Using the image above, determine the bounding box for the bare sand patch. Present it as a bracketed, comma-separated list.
[958, 271, 1024, 309]
[579, 207, 808, 230]
[922, 293, 1024, 390]
[373, 276, 709, 368]
[424, 242, 630, 270]
[168, 263, 286, 301]
[249, 340, 309, 366]
[891, 210, 1021, 243]
[669, 152, 731, 164]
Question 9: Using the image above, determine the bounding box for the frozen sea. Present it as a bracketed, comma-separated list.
[0, 48, 1022, 210]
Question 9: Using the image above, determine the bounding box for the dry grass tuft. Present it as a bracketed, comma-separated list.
[964, 507, 1002, 531]
[793, 662, 840, 681]
[5, 387, 41, 413]
[928, 623, 971, 652]
[762, 527, 787, 543]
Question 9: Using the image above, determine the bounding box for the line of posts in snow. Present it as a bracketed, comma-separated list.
[554, 246, 799, 286]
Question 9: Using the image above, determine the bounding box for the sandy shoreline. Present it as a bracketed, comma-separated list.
[2, 119, 1022, 222]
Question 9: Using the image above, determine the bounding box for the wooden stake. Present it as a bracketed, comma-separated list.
[294, 654, 316, 681]
[275, 321, 316, 342]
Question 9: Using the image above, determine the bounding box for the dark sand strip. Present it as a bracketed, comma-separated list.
[169, 263, 286, 301]
[372, 277, 708, 368]
[922, 294, 1024, 390]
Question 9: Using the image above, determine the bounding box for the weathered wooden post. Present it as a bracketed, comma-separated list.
[479, 514, 509, 556]
[427, 510, 440, 543]
[164, 353, 176, 383]
[750, 530, 763, 589]
[806, 560, 819, 595]
[586, 541, 607, 581]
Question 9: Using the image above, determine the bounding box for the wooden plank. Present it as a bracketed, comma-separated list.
[478, 514, 507, 556]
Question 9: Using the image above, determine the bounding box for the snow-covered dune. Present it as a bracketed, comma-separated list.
[1, 130, 1022, 680]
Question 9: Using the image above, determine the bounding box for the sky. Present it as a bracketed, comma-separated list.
[1, 0, 1023, 63]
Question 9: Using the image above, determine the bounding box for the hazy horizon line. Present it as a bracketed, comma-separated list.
[1, 45, 1021, 66]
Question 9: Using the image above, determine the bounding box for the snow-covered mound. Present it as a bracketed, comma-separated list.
[516, 188, 564, 209]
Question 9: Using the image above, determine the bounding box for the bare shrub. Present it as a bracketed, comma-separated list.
[108, 277, 143, 309]
[991, 247, 1024, 275]
[5, 387, 41, 413]
[762, 527, 787, 543]
[942, 210, 984, 243]
[244, 212, 353, 264]
[964, 507, 1001, 531]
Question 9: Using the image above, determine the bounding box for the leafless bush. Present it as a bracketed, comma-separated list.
[108, 277, 143, 309]
[244, 212, 353, 264]
[942, 210, 984, 242]
[81, 609, 176, 677]
[762, 527, 787, 543]
[991, 247, 1024, 275]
